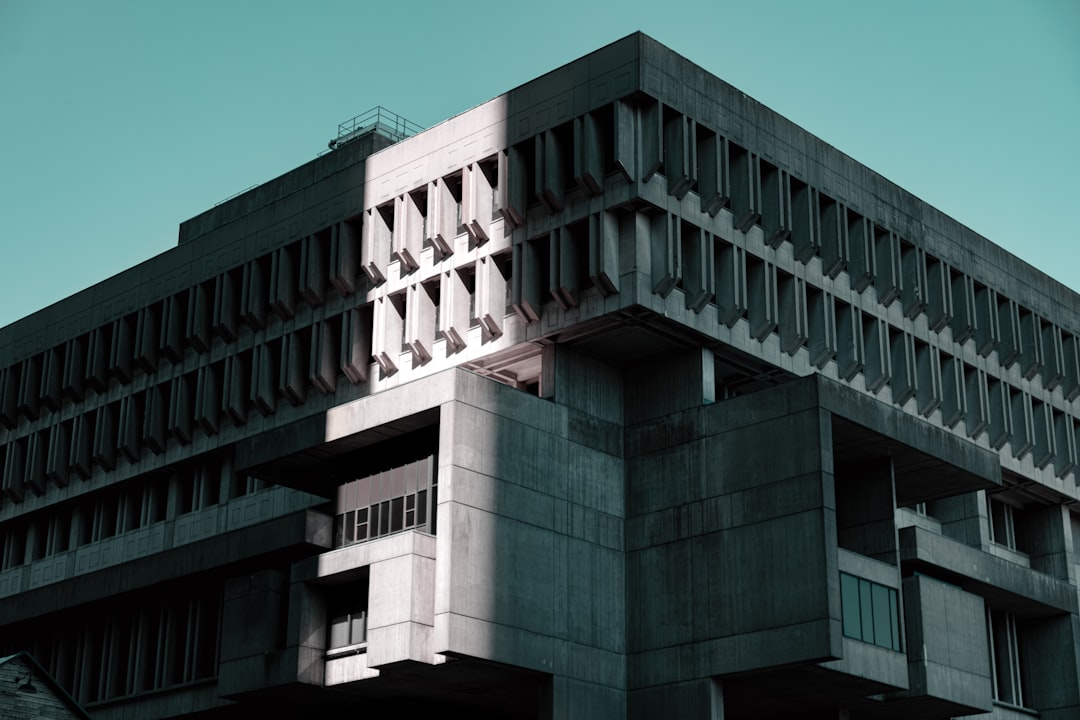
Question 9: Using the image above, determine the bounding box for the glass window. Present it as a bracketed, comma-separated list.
[332, 453, 438, 547]
[987, 607, 1027, 707]
[889, 588, 900, 651]
[840, 572, 901, 651]
[326, 579, 369, 652]
[859, 578, 875, 645]
[872, 583, 893, 650]
[841, 573, 860, 639]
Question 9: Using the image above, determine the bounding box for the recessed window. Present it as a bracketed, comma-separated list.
[840, 572, 900, 651]
[986, 494, 1028, 553]
[327, 579, 369, 653]
[333, 455, 437, 546]
[986, 607, 1028, 708]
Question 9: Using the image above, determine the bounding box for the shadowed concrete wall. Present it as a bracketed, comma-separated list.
[899, 574, 992, 713]
[435, 365, 627, 717]
[625, 374, 840, 694]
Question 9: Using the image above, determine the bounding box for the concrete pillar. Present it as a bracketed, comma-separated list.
[217, 568, 289, 696]
[1023, 613, 1080, 719]
[623, 348, 711, 424]
[285, 572, 326, 686]
[1020, 504, 1072, 580]
[930, 491, 984, 547]
[165, 470, 181, 519]
[628, 678, 722, 720]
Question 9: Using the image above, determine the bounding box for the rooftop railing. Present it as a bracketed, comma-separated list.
[329, 106, 423, 149]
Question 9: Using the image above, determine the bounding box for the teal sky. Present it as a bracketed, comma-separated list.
[1, 0, 1077, 329]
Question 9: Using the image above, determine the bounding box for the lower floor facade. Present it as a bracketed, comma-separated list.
[2, 345, 1079, 719]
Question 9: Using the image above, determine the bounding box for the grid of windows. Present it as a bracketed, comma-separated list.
[0, 582, 221, 705]
[987, 607, 1028, 708]
[839, 572, 901, 651]
[0, 459, 270, 569]
[333, 454, 437, 547]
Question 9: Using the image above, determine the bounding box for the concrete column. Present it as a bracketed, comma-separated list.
[539, 675, 628, 720]
[217, 568, 290, 697]
[1022, 504, 1073, 580]
[285, 572, 326, 686]
[1023, 613, 1080, 719]
[218, 453, 234, 504]
[930, 491, 984, 547]
[165, 471, 181, 520]
[628, 678, 722, 720]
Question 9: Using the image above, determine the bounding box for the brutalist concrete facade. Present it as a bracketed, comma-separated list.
[1, 33, 1078, 720]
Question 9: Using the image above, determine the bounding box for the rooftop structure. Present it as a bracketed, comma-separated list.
[0, 33, 1078, 720]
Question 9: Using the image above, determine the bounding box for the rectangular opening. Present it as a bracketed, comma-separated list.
[326, 573, 369, 653]
[839, 572, 901, 651]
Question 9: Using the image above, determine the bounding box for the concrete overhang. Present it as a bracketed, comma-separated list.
[812, 375, 1002, 504]
[899, 525, 1077, 616]
[705, 374, 1002, 505]
[0, 509, 329, 626]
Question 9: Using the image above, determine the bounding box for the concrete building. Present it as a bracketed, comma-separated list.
[1, 32, 1078, 719]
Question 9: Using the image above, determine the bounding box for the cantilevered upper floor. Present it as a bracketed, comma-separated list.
[1, 31, 1078, 524]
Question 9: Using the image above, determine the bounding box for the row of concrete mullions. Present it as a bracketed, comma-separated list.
[0, 215, 381, 498]
[1, 313, 375, 504]
[511, 210, 622, 321]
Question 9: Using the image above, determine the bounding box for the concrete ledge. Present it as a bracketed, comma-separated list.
[0, 509, 331, 625]
[820, 637, 909, 692]
[899, 525, 1077, 613]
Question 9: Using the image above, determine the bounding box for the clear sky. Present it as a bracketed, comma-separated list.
[1, 0, 1077, 329]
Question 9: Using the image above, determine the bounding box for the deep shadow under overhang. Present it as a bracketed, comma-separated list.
[816, 376, 1002, 505]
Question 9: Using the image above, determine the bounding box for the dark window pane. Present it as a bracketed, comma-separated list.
[872, 583, 892, 650]
[391, 497, 404, 532]
[859, 579, 875, 645]
[356, 508, 368, 541]
[329, 615, 349, 649]
[840, 573, 861, 640]
[344, 511, 354, 543]
[417, 490, 427, 525]
[889, 589, 900, 651]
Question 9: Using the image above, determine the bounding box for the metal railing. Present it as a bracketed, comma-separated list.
[215, 107, 423, 206]
[330, 106, 424, 148]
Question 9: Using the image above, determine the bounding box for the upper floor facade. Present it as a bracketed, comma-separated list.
[1, 35, 1077, 534]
